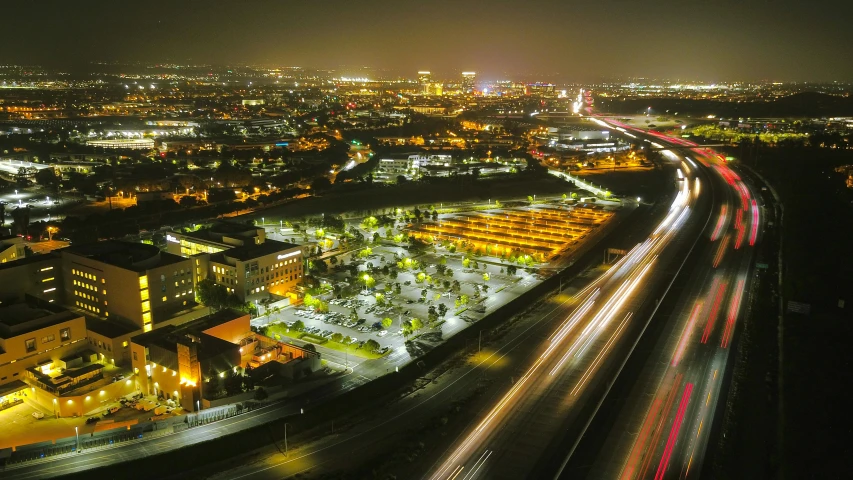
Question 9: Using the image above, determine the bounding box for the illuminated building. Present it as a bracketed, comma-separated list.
[85, 138, 155, 150]
[166, 223, 304, 302]
[0, 298, 139, 418]
[206, 239, 303, 302]
[418, 71, 432, 94]
[164, 222, 266, 259]
[130, 309, 320, 411]
[462, 71, 477, 93]
[0, 254, 62, 304]
[59, 241, 195, 333]
[0, 235, 25, 264]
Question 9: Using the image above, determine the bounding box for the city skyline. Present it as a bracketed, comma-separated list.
[2, 0, 851, 82]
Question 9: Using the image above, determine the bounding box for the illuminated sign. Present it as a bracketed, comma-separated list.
[166, 235, 179, 244]
[277, 251, 300, 260]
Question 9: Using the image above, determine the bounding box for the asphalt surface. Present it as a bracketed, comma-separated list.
[414, 130, 711, 479]
[557, 124, 766, 479]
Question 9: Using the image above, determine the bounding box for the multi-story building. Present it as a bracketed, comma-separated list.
[0, 298, 138, 418]
[462, 71, 477, 93]
[130, 308, 320, 411]
[376, 154, 453, 181]
[0, 254, 62, 304]
[59, 241, 195, 333]
[418, 71, 432, 94]
[0, 299, 86, 393]
[166, 223, 304, 302]
[205, 239, 303, 302]
[0, 235, 25, 264]
[165, 222, 265, 260]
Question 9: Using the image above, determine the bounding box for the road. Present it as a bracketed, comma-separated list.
[556, 122, 766, 479]
[416, 133, 707, 480]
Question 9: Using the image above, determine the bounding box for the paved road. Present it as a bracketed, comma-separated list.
[413, 140, 706, 479]
[557, 123, 767, 479]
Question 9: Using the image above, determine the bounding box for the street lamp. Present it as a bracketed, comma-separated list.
[75, 426, 80, 452]
[196, 400, 200, 412]
[284, 423, 291, 456]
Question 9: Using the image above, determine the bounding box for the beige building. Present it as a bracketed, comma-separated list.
[130, 309, 320, 412]
[59, 241, 195, 333]
[0, 254, 62, 305]
[166, 223, 304, 302]
[0, 235, 25, 264]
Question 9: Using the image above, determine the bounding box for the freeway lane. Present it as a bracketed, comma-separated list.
[418, 147, 710, 480]
[560, 125, 764, 480]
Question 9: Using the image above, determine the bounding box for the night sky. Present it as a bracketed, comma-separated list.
[3, 0, 851, 82]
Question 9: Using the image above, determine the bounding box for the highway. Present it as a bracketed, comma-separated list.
[418, 131, 708, 480]
[557, 123, 766, 479]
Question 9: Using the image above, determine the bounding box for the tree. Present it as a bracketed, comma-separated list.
[35, 168, 60, 193]
[331, 332, 343, 343]
[311, 177, 333, 192]
[179, 195, 198, 208]
[364, 339, 381, 353]
[197, 278, 228, 310]
[254, 387, 269, 401]
[292, 320, 306, 332]
[506, 265, 517, 276]
[410, 318, 424, 331]
[303, 343, 317, 352]
[381, 317, 393, 329]
[494, 199, 502, 208]
[437, 303, 447, 317]
[224, 370, 245, 396]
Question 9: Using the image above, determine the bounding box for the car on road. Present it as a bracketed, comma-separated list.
[377, 330, 388, 337]
[86, 416, 100, 424]
[32, 411, 45, 420]
[103, 406, 121, 416]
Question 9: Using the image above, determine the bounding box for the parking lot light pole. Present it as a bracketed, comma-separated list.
[75, 426, 79, 453]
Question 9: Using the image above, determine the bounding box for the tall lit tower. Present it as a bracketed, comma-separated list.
[418, 71, 432, 94]
[461, 72, 476, 93]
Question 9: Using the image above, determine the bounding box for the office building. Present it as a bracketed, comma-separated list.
[462, 72, 477, 93]
[0, 235, 25, 264]
[164, 222, 265, 260]
[418, 71, 432, 94]
[59, 241, 195, 333]
[0, 254, 62, 305]
[166, 223, 304, 302]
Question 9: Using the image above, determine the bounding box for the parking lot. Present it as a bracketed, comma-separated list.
[0, 392, 167, 450]
[252, 241, 543, 375]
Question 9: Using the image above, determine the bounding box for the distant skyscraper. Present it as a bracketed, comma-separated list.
[461, 72, 476, 93]
[418, 71, 432, 94]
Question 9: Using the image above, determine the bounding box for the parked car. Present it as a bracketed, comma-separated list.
[86, 416, 100, 424]
[32, 411, 45, 420]
[104, 406, 121, 415]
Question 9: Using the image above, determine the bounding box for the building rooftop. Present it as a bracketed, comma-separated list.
[60, 240, 186, 272]
[0, 300, 79, 339]
[214, 239, 301, 263]
[131, 309, 247, 361]
[85, 318, 139, 339]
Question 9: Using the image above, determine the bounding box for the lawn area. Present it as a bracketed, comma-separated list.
[320, 339, 388, 360]
[266, 325, 386, 360]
